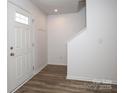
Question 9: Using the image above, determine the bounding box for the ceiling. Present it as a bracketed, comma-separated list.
[30, 0, 86, 15]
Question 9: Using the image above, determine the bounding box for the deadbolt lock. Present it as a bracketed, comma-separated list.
[10, 46, 14, 50]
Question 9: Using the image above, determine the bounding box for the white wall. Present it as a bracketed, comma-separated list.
[67, 0, 117, 84]
[8, 0, 47, 74]
[47, 8, 86, 65]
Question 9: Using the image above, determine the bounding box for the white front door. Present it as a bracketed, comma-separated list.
[8, 2, 34, 93]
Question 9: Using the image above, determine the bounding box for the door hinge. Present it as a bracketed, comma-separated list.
[32, 43, 34, 47]
[33, 66, 34, 70]
[32, 19, 35, 23]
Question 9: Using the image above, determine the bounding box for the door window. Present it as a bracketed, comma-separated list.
[15, 12, 29, 25]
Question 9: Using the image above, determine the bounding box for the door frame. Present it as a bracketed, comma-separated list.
[7, 1, 35, 93]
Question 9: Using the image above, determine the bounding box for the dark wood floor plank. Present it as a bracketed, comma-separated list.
[15, 65, 117, 93]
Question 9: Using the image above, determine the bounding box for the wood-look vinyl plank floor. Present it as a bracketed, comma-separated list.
[15, 65, 117, 93]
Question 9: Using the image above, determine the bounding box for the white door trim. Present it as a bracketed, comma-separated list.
[8, 2, 35, 93]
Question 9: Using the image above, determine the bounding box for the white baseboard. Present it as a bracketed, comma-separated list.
[48, 63, 67, 66]
[10, 64, 47, 93]
[34, 63, 47, 75]
[11, 74, 34, 93]
[67, 75, 117, 85]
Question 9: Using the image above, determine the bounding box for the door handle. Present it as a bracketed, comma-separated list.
[10, 53, 14, 56]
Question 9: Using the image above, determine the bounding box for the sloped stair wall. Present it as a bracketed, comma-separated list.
[67, 0, 117, 84]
